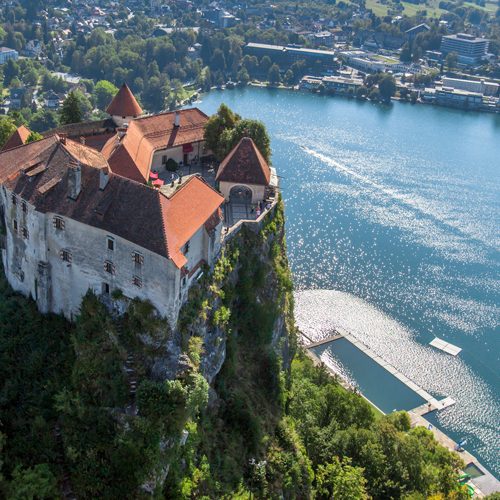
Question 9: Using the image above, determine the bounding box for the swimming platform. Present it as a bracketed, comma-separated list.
[301, 329, 500, 497]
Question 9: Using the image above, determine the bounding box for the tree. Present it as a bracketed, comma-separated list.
[30, 109, 59, 133]
[7, 464, 58, 500]
[222, 119, 272, 162]
[260, 56, 272, 75]
[0, 116, 17, 149]
[26, 131, 43, 143]
[268, 64, 281, 85]
[446, 51, 458, 69]
[316, 457, 368, 500]
[94, 80, 118, 111]
[60, 91, 83, 125]
[378, 74, 396, 102]
[204, 104, 240, 159]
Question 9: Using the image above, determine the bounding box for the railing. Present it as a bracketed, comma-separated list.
[222, 198, 278, 243]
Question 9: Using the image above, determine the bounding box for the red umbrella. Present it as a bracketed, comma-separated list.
[149, 170, 159, 180]
[152, 179, 164, 187]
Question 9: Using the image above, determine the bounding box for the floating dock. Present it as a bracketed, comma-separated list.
[429, 337, 462, 356]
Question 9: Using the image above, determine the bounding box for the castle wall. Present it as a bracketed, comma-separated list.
[1, 187, 185, 327]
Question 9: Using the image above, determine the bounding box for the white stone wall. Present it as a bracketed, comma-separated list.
[218, 181, 266, 204]
[150, 141, 205, 173]
[0, 186, 184, 326]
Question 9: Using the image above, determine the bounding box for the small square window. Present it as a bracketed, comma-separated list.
[104, 260, 115, 274]
[102, 282, 110, 294]
[53, 217, 65, 230]
[107, 238, 114, 251]
[22, 227, 28, 239]
[61, 249, 72, 262]
[132, 252, 144, 265]
[132, 276, 143, 288]
[13, 219, 17, 232]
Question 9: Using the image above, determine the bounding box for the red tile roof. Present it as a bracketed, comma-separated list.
[103, 108, 208, 183]
[106, 83, 143, 117]
[0, 137, 223, 268]
[216, 137, 271, 186]
[1, 125, 31, 152]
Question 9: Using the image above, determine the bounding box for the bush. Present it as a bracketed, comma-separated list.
[166, 158, 179, 172]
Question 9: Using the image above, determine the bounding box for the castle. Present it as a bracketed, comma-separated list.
[0, 84, 277, 326]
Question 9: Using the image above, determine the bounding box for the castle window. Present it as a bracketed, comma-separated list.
[102, 282, 110, 294]
[107, 237, 114, 251]
[162, 155, 168, 165]
[104, 260, 115, 274]
[53, 216, 65, 230]
[11, 194, 16, 205]
[132, 276, 143, 288]
[60, 249, 72, 263]
[22, 202, 27, 213]
[13, 219, 17, 232]
[22, 226, 28, 239]
[132, 251, 144, 265]
[183, 241, 190, 254]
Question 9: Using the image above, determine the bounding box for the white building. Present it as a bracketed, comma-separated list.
[0, 47, 19, 64]
[216, 137, 277, 204]
[0, 135, 224, 327]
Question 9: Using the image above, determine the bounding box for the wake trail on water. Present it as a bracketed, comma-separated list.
[301, 146, 499, 255]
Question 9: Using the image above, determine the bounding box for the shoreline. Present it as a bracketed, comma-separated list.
[301, 332, 500, 497]
[195, 81, 500, 115]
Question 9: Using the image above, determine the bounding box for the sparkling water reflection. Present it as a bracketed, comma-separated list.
[193, 87, 500, 477]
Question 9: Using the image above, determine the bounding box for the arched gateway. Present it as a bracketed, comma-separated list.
[229, 185, 252, 203]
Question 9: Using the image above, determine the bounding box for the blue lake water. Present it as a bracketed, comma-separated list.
[192, 87, 500, 477]
[312, 338, 427, 413]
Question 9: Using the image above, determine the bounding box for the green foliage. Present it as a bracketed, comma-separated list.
[26, 131, 43, 143]
[204, 103, 240, 160]
[221, 118, 272, 163]
[7, 464, 58, 500]
[59, 91, 83, 125]
[316, 457, 368, 499]
[94, 80, 118, 111]
[166, 158, 178, 172]
[378, 74, 397, 102]
[0, 116, 16, 149]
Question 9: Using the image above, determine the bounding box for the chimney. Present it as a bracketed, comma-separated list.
[99, 166, 110, 191]
[117, 125, 128, 138]
[59, 133, 67, 145]
[68, 161, 81, 200]
[174, 111, 180, 127]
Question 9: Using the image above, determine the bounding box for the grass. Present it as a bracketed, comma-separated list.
[364, 0, 445, 17]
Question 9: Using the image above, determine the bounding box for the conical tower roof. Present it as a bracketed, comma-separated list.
[106, 83, 143, 117]
[1, 125, 31, 152]
[216, 137, 271, 185]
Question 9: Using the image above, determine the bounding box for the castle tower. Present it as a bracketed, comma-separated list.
[106, 83, 143, 127]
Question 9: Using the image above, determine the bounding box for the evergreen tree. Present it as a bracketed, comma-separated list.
[60, 91, 82, 125]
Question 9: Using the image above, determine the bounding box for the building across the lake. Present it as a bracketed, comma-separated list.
[244, 42, 338, 73]
[0, 84, 277, 326]
[440, 33, 489, 65]
[0, 47, 19, 64]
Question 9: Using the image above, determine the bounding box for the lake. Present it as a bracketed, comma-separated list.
[191, 87, 500, 477]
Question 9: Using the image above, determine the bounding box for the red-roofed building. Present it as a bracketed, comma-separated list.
[216, 137, 277, 203]
[1, 125, 31, 152]
[0, 133, 224, 327]
[46, 85, 209, 184]
[106, 83, 143, 126]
